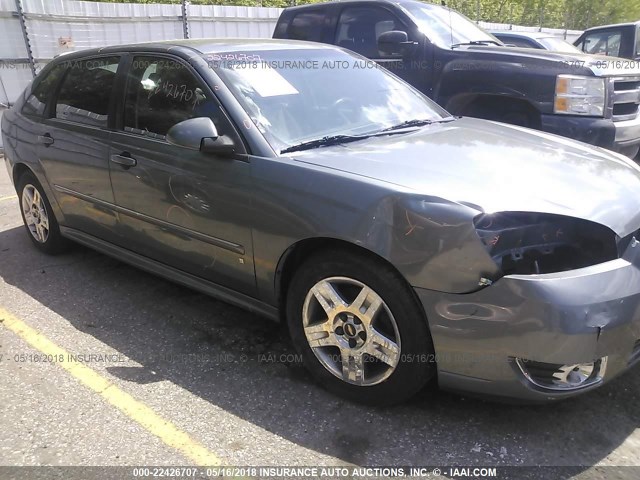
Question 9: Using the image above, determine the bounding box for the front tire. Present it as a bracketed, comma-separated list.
[17, 171, 69, 254]
[286, 249, 436, 405]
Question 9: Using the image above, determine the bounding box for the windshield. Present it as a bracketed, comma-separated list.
[212, 48, 449, 152]
[537, 36, 582, 53]
[401, 2, 500, 48]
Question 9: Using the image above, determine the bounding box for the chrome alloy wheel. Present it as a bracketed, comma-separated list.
[302, 276, 401, 386]
[21, 184, 49, 243]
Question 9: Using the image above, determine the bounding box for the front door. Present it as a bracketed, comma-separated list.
[108, 55, 255, 295]
[333, 5, 429, 93]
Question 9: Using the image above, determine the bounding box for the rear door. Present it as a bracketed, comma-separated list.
[108, 54, 256, 295]
[37, 55, 123, 242]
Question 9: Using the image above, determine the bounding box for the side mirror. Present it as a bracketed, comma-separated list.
[377, 30, 414, 57]
[201, 135, 236, 155]
[166, 117, 236, 156]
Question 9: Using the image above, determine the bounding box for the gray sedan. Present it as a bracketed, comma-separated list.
[3, 39, 640, 404]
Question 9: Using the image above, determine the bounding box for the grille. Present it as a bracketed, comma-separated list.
[611, 75, 640, 122]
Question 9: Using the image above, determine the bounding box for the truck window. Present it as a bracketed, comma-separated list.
[288, 11, 325, 42]
[335, 7, 407, 58]
[582, 31, 621, 57]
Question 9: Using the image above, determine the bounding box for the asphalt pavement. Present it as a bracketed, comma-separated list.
[1, 160, 639, 480]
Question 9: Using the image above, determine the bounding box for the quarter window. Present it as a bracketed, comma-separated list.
[123, 56, 239, 143]
[22, 64, 66, 117]
[335, 7, 408, 58]
[54, 56, 120, 127]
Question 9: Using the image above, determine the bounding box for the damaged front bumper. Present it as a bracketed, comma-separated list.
[414, 237, 640, 402]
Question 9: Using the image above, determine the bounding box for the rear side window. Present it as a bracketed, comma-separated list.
[22, 64, 66, 117]
[55, 56, 120, 127]
[288, 11, 325, 42]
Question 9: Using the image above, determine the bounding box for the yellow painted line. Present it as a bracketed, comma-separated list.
[0, 307, 223, 467]
[0, 194, 17, 202]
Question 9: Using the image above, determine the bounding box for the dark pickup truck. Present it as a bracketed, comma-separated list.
[274, 0, 640, 158]
[574, 21, 640, 61]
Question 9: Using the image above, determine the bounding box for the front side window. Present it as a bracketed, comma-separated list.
[22, 64, 66, 117]
[335, 7, 407, 58]
[123, 56, 238, 142]
[288, 11, 325, 42]
[582, 31, 621, 57]
[55, 56, 120, 127]
[213, 48, 449, 152]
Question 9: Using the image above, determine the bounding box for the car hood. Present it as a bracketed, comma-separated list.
[460, 45, 640, 77]
[292, 117, 640, 237]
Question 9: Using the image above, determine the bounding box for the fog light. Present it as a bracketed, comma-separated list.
[515, 357, 607, 391]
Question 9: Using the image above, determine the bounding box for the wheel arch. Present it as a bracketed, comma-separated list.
[13, 162, 65, 224]
[274, 237, 426, 322]
[447, 93, 542, 128]
[12, 162, 33, 186]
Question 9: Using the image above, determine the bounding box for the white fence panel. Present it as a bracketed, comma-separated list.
[188, 5, 280, 39]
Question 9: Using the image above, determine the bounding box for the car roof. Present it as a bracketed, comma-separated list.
[52, 38, 341, 62]
[583, 21, 640, 32]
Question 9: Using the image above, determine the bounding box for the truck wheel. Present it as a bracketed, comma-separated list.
[17, 171, 69, 254]
[286, 249, 437, 405]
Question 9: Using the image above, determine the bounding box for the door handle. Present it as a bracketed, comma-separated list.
[37, 134, 54, 147]
[110, 153, 137, 168]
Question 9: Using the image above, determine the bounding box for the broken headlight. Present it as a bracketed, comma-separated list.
[474, 212, 618, 275]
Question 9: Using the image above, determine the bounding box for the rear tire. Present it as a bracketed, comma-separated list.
[286, 249, 436, 405]
[17, 171, 69, 255]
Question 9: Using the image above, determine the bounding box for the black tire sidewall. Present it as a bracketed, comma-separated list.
[286, 250, 436, 405]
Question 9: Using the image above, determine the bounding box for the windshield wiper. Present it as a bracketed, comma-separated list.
[451, 40, 501, 48]
[280, 134, 371, 154]
[280, 117, 457, 153]
[380, 117, 456, 132]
